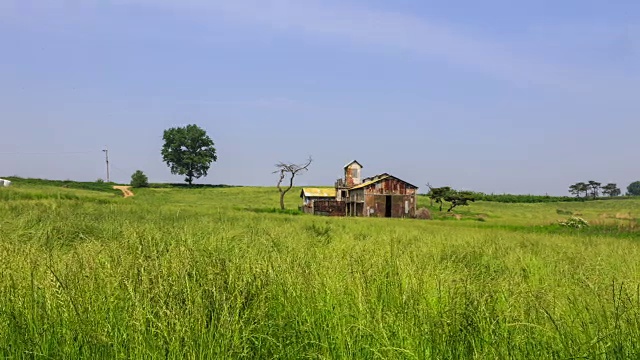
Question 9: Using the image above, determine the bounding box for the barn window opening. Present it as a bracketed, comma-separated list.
[385, 195, 392, 218]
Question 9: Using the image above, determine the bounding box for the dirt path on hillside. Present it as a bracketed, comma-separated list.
[113, 186, 134, 198]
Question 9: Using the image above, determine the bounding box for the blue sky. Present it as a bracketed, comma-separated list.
[1, 0, 638, 195]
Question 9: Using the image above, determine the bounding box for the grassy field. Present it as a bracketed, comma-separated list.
[1, 181, 639, 359]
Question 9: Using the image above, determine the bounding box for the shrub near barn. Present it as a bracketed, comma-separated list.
[130, 170, 149, 188]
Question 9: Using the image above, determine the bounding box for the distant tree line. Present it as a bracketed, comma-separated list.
[464, 193, 586, 203]
[421, 182, 640, 204]
[568, 181, 621, 199]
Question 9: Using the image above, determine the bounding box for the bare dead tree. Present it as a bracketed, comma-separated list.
[426, 182, 433, 207]
[273, 157, 312, 210]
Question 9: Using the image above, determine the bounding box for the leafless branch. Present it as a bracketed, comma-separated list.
[273, 156, 313, 209]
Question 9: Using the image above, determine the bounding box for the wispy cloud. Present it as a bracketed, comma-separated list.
[177, 97, 303, 110]
[521, 23, 639, 66]
[110, 0, 638, 92]
[6, 0, 638, 93]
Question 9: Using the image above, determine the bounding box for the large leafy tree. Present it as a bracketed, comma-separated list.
[628, 181, 640, 196]
[161, 124, 218, 185]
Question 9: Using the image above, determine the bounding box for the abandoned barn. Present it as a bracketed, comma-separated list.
[301, 160, 418, 218]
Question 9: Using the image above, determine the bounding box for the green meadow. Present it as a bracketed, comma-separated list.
[1, 181, 639, 359]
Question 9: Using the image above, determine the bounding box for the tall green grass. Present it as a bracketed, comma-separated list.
[1, 186, 640, 358]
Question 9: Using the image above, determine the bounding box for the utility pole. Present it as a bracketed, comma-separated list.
[102, 146, 110, 183]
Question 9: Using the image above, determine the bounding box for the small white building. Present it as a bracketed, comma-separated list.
[0, 178, 11, 187]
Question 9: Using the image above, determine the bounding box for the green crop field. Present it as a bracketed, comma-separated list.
[1, 181, 639, 359]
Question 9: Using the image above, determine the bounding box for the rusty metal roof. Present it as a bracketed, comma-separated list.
[349, 174, 418, 190]
[349, 175, 390, 190]
[300, 188, 337, 198]
[344, 160, 363, 169]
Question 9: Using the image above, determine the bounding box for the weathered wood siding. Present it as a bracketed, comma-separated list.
[312, 200, 346, 216]
[347, 189, 365, 203]
[365, 194, 415, 218]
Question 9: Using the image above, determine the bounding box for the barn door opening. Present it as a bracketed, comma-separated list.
[385, 195, 392, 217]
